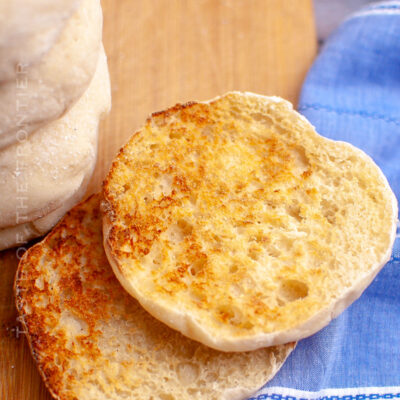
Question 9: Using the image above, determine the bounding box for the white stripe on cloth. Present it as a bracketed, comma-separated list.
[250, 386, 400, 400]
[348, 7, 400, 21]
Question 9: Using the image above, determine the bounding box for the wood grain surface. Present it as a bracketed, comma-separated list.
[0, 1, 316, 399]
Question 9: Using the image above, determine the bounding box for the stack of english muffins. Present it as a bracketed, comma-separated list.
[0, 0, 111, 250]
[14, 92, 397, 399]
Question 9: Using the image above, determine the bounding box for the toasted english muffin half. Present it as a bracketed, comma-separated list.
[102, 92, 398, 352]
[15, 194, 294, 400]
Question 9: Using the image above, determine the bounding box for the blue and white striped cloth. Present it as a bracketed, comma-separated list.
[251, 2, 400, 398]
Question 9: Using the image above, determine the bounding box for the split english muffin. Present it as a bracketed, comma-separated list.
[15, 194, 294, 400]
[102, 91, 397, 352]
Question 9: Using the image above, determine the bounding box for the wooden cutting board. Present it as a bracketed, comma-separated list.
[0, 1, 316, 398]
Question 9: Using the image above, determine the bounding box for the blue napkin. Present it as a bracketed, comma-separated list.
[251, 2, 400, 398]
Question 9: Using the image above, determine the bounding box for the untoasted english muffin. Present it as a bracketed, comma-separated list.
[0, 0, 80, 81]
[0, 45, 110, 250]
[15, 194, 294, 400]
[0, 169, 89, 251]
[103, 92, 398, 352]
[0, 0, 102, 149]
